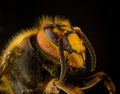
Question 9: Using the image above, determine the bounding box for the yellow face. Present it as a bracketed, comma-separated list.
[67, 33, 85, 68]
[37, 16, 86, 69]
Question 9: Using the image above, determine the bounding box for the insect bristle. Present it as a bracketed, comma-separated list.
[39, 15, 71, 28]
[54, 16, 71, 26]
[0, 28, 37, 65]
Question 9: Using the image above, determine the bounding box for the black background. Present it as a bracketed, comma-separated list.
[0, 1, 119, 94]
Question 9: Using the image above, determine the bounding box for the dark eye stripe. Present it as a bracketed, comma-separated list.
[61, 37, 72, 53]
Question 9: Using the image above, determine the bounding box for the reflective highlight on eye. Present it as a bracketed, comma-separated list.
[44, 27, 58, 46]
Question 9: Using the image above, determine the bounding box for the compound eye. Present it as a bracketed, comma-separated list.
[44, 27, 58, 46]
